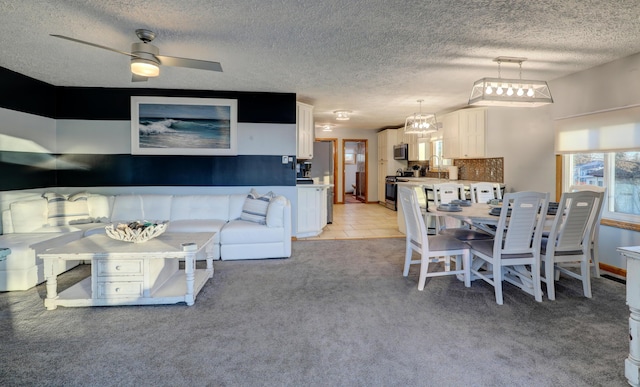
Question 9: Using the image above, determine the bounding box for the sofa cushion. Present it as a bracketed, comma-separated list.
[228, 194, 247, 220]
[87, 194, 111, 220]
[43, 192, 91, 226]
[240, 189, 274, 225]
[266, 196, 287, 228]
[221, 219, 284, 244]
[111, 195, 172, 222]
[170, 195, 230, 221]
[10, 199, 48, 233]
[167, 219, 225, 241]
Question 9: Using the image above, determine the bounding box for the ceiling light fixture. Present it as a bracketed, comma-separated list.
[469, 57, 553, 107]
[320, 124, 334, 132]
[404, 99, 438, 135]
[130, 57, 160, 77]
[334, 110, 351, 121]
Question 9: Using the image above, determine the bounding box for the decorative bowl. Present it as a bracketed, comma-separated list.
[105, 221, 168, 243]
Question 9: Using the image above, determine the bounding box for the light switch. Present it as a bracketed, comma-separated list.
[282, 155, 288, 164]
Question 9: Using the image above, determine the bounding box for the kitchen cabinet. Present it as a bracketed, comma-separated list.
[442, 108, 486, 159]
[297, 185, 328, 238]
[459, 108, 486, 158]
[296, 102, 314, 159]
[377, 129, 404, 204]
[442, 111, 460, 159]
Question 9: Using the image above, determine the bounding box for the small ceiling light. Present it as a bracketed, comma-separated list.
[404, 99, 438, 136]
[334, 110, 352, 120]
[131, 58, 160, 77]
[320, 124, 334, 132]
[469, 57, 553, 107]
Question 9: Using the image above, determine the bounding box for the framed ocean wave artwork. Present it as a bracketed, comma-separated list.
[131, 96, 238, 155]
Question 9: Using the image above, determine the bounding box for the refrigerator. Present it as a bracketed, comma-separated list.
[310, 141, 334, 224]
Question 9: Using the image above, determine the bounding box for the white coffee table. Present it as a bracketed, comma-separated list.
[40, 232, 215, 310]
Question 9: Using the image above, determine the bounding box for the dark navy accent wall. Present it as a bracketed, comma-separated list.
[55, 87, 296, 123]
[0, 67, 56, 118]
[0, 66, 297, 191]
[54, 154, 295, 187]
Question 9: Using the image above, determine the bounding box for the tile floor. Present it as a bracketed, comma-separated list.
[298, 202, 404, 240]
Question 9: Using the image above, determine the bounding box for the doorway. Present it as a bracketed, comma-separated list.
[343, 139, 367, 203]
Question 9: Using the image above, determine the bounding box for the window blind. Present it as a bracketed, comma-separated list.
[554, 104, 640, 154]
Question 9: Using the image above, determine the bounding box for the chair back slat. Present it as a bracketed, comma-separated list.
[470, 182, 501, 203]
[398, 186, 428, 249]
[553, 191, 599, 252]
[433, 183, 465, 205]
[498, 192, 549, 255]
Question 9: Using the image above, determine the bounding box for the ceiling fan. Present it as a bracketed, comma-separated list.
[50, 29, 223, 82]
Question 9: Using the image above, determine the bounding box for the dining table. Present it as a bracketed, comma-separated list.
[427, 202, 502, 235]
[426, 202, 556, 235]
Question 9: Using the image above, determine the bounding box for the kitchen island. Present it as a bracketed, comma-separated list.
[395, 178, 504, 234]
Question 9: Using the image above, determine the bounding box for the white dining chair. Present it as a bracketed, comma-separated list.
[569, 184, 606, 278]
[398, 186, 471, 290]
[540, 190, 600, 300]
[430, 182, 493, 241]
[467, 191, 549, 305]
[470, 182, 502, 204]
[428, 182, 465, 231]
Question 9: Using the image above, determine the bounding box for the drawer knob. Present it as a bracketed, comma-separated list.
[115, 288, 120, 292]
[115, 265, 122, 270]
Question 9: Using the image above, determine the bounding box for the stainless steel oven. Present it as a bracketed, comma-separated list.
[385, 176, 409, 211]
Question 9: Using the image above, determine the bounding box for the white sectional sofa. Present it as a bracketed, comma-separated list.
[0, 190, 292, 291]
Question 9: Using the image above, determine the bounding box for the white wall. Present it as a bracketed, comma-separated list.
[315, 128, 380, 203]
[548, 51, 640, 270]
[485, 106, 555, 195]
[0, 108, 56, 152]
[55, 120, 296, 156]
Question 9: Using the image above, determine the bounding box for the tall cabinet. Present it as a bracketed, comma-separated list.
[296, 102, 314, 159]
[377, 129, 404, 204]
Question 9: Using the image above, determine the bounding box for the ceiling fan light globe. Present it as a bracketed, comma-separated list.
[131, 59, 160, 77]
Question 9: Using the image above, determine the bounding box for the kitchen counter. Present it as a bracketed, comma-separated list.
[396, 177, 504, 187]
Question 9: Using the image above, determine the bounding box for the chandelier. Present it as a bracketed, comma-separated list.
[404, 99, 438, 135]
[469, 57, 553, 107]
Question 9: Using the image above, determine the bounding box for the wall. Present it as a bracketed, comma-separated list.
[0, 67, 300, 231]
[548, 51, 640, 270]
[315, 128, 380, 203]
[485, 105, 555, 195]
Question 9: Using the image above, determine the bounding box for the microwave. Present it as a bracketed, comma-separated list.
[393, 144, 408, 160]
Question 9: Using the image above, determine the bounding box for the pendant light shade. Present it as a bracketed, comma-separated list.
[469, 57, 553, 107]
[404, 100, 438, 135]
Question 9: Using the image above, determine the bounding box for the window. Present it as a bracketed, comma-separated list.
[565, 152, 640, 222]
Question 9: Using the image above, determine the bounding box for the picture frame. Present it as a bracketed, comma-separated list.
[131, 96, 238, 155]
[345, 153, 355, 164]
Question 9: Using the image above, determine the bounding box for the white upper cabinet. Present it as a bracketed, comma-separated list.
[442, 111, 460, 159]
[296, 102, 314, 159]
[442, 108, 486, 159]
[459, 108, 486, 158]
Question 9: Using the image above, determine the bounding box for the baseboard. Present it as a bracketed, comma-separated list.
[600, 262, 626, 278]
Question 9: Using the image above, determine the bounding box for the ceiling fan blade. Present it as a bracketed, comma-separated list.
[132, 74, 148, 82]
[157, 55, 223, 72]
[50, 34, 135, 57]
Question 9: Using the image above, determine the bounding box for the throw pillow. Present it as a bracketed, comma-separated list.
[43, 192, 91, 226]
[240, 189, 275, 225]
[266, 196, 286, 228]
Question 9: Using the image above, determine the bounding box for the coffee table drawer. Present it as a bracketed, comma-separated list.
[96, 259, 143, 276]
[97, 281, 143, 298]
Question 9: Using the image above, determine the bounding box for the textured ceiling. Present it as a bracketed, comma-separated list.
[2, 1, 640, 131]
